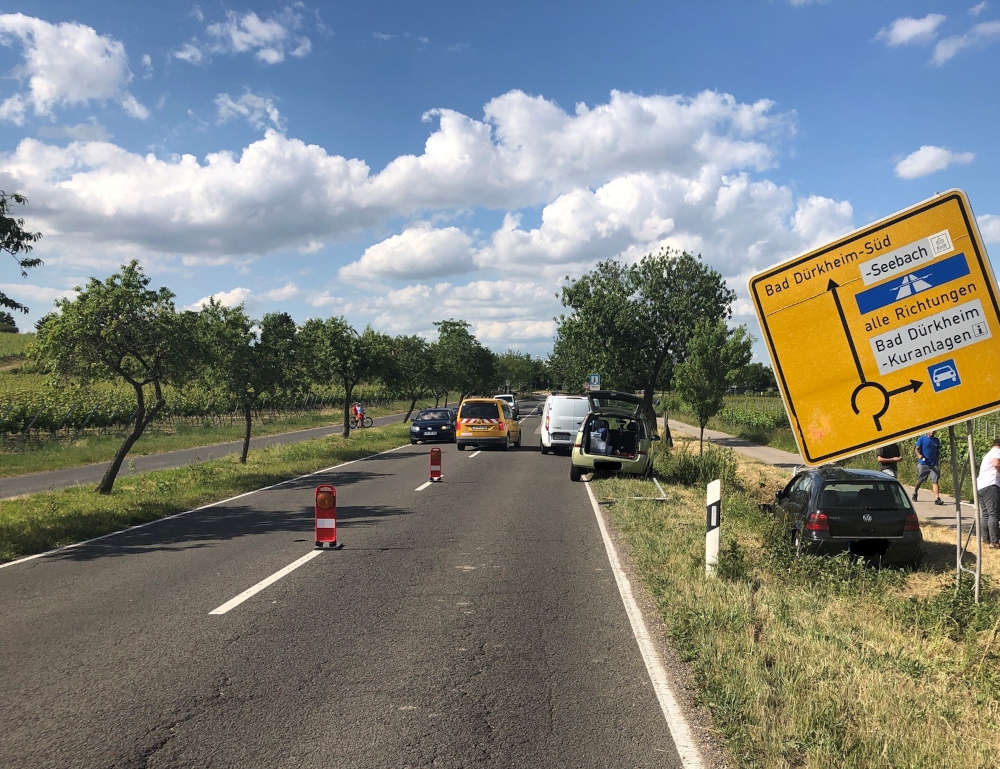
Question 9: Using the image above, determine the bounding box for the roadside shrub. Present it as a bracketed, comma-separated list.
[656, 444, 738, 488]
[715, 540, 751, 582]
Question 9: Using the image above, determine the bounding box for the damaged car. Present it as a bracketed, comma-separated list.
[569, 390, 659, 481]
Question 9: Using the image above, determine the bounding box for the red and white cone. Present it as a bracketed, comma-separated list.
[315, 485, 337, 548]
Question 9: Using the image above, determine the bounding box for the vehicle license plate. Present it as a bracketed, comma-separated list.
[425, 430, 437, 435]
[472, 426, 489, 431]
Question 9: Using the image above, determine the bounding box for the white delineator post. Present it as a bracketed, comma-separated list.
[706, 479, 721, 575]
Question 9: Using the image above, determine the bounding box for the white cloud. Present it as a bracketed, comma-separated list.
[2, 89, 793, 265]
[933, 20, 1000, 63]
[876, 14, 946, 46]
[177, 5, 313, 65]
[187, 286, 253, 311]
[0, 94, 26, 125]
[173, 42, 204, 64]
[140, 53, 153, 78]
[368, 280, 559, 345]
[978, 214, 1000, 243]
[970, 2, 989, 17]
[894, 145, 975, 178]
[37, 120, 110, 142]
[0, 282, 77, 308]
[215, 91, 284, 131]
[0, 14, 147, 121]
[338, 223, 476, 281]
[261, 282, 301, 301]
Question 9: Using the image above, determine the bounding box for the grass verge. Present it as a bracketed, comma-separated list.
[595, 438, 1000, 769]
[0, 399, 436, 477]
[0, 423, 410, 563]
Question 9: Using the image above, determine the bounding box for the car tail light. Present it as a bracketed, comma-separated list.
[545, 414, 549, 431]
[498, 421, 505, 432]
[903, 511, 921, 532]
[805, 511, 829, 532]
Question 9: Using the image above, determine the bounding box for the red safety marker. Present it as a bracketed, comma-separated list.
[429, 447, 443, 482]
[315, 485, 338, 548]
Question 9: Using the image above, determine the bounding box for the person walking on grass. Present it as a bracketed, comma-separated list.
[977, 437, 1000, 549]
[913, 430, 944, 505]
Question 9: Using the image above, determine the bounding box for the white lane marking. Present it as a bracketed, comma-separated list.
[415, 481, 432, 491]
[468, 451, 481, 458]
[584, 481, 705, 769]
[209, 550, 322, 615]
[0, 444, 410, 570]
[653, 478, 667, 499]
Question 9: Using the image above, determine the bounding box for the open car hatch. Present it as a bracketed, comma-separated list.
[586, 390, 642, 417]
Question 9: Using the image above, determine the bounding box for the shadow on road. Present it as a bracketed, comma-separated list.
[49, 498, 414, 562]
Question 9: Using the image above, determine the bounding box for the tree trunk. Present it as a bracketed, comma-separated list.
[662, 407, 673, 448]
[96, 383, 163, 494]
[699, 423, 705, 456]
[240, 403, 252, 463]
[403, 397, 417, 422]
[343, 381, 353, 438]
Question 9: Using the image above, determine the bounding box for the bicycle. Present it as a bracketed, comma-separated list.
[349, 415, 374, 428]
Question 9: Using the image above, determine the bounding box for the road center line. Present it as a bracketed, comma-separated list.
[583, 480, 705, 769]
[468, 450, 481, 458]
[415, 480, 432, 491]
[209, 550, 322, 615]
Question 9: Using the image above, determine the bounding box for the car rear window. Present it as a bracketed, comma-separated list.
[549, 397, 588, 417]
[460, 402, 501, 420]
[819, 481, 910, 510]
[416, 410, 451, 421]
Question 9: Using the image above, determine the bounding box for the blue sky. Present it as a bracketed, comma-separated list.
[1, 1, 999, 362]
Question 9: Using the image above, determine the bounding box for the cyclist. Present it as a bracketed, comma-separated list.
[351, 401, 366, 425]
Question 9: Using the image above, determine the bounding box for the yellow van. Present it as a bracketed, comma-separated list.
[455, 397, 522, 450]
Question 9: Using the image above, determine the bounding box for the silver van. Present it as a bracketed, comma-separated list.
[540, 394, 590, 453]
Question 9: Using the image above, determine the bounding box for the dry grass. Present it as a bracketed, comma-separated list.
[596, 444, 1000, 769]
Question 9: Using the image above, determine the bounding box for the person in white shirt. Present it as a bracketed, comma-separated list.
[977, 437, 1000, 549]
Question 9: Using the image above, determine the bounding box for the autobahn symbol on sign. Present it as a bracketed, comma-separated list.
[749, 189, 1000, 465]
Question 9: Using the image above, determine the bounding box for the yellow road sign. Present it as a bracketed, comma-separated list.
[749, 189, 1000, 465]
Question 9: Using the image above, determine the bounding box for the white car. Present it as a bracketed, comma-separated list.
[494, 393, 518, 419]
[539, 394, 590, 454]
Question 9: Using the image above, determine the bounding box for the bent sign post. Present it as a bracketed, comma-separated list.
[749, 189, 1000, 465]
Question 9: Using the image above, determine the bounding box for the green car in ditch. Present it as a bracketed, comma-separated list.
[569, 390, 659, 481]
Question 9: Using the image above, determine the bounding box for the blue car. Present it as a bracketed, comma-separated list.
[409, 408, 456, 443]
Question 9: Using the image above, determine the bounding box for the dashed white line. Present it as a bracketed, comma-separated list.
[415, 480, 432, 491]
[583, 480, 705, 769]
[468, 450, 482, 458]
[209, 550, 322, 615]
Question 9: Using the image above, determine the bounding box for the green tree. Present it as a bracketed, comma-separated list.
[432, 319, 495, 401]
[0, 310, 17, 333]
[734, 361, 777, 393]
[33, 261, 196, 493]
[300, 318, 391, 437]
[197, 302, 299, 463]
[673, 319, 752, 454]
[554, 248, 736, 429]
[387, 335, 436, 421]
[496, 349, 539, 393]
[1, 191, 43, 314]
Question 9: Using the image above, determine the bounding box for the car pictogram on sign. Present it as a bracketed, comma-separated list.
[928, 360, 960, 392]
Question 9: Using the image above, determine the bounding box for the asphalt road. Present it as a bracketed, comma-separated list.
[0, 412, 686, 768]
[0, 412, 410, 499]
